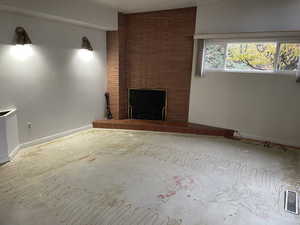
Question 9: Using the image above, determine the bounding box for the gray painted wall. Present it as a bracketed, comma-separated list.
[0, 11, 107, 143]
[189, 0, 300, 146]
[196, 0, 300, 34]
[0, 0, 118, 30]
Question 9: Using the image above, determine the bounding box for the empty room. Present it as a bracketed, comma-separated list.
[0, 0, 299, 224]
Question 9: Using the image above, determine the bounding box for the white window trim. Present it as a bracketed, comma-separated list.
[194, 31, 300, 40]
[202, 39, 300, 75]
[204, 69, 297, 76]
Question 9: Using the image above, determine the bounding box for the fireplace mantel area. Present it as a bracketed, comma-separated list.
[94, 7, 235, 138]
[105, 8, 197, 122]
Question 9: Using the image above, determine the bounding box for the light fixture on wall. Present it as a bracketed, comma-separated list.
[11, 27, 33, 60]
[14, 27, 32, 45]
[79, 36, 93, 60]
[81, 37, 93, 51]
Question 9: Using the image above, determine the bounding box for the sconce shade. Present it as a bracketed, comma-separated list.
[81, 37, 93, 51]
[14, 27, 32, 45]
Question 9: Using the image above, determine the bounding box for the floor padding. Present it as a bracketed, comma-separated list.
[0, 128, 299, 225]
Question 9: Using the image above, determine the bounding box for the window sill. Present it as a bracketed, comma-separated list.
[204, 69, 297, 76]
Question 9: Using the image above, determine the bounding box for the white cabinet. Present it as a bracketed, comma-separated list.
[0, 109, 19, 163]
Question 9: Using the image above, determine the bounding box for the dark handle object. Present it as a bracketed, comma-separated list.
[105, 92, 113, 119]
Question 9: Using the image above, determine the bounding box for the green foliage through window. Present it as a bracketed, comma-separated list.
[278, 43, 300, 71]
[204, 43, 225, 70]
[226, 43, 276, 71]
[204, 41, 300, 73]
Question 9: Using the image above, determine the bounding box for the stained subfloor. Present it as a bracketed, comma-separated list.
[0, 128, 299, 225]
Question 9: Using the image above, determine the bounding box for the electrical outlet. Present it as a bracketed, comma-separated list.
[27, 122, 32, 129]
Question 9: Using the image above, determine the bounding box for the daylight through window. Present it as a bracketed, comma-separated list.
[203, 40, 300, 73]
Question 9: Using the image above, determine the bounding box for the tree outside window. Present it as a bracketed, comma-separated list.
[203, 40, 300, 73]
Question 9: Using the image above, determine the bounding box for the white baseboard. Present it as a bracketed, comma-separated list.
[9, 145, 21, 160]
[20, 124, 92, 149]
[235, 131, 300, 148]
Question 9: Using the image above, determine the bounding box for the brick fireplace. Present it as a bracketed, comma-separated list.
[106, 7, 197, 121]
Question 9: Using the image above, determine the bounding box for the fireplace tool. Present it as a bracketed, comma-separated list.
[105, 92, 113, 119]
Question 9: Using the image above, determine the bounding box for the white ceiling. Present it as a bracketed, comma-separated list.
[89, 0, 201, 13]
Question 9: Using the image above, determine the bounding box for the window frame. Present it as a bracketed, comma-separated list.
[203, 38, 300, 75]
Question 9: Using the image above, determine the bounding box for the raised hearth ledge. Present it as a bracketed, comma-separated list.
[93, 119, 235, 138]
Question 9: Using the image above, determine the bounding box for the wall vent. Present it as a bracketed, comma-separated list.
[284, 190, 299, 215]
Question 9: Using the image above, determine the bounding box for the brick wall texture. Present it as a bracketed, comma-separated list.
[106, 8, 196, 121]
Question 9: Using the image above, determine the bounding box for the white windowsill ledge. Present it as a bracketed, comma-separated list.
[203, 69, 297, 76]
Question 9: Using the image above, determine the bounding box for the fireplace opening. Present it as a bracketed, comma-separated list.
[129, 89, 167, 120]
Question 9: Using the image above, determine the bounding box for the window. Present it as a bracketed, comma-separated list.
[226, 42, 276, 71]
[278, 43, 300, 71]
[203, 40, 300, 73]
[204, 42, 226, 70]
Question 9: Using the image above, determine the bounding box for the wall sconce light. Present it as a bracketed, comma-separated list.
[14, 27, 32, 45]
[81, 37, 93, 51]
[11, 27, 33, 60]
